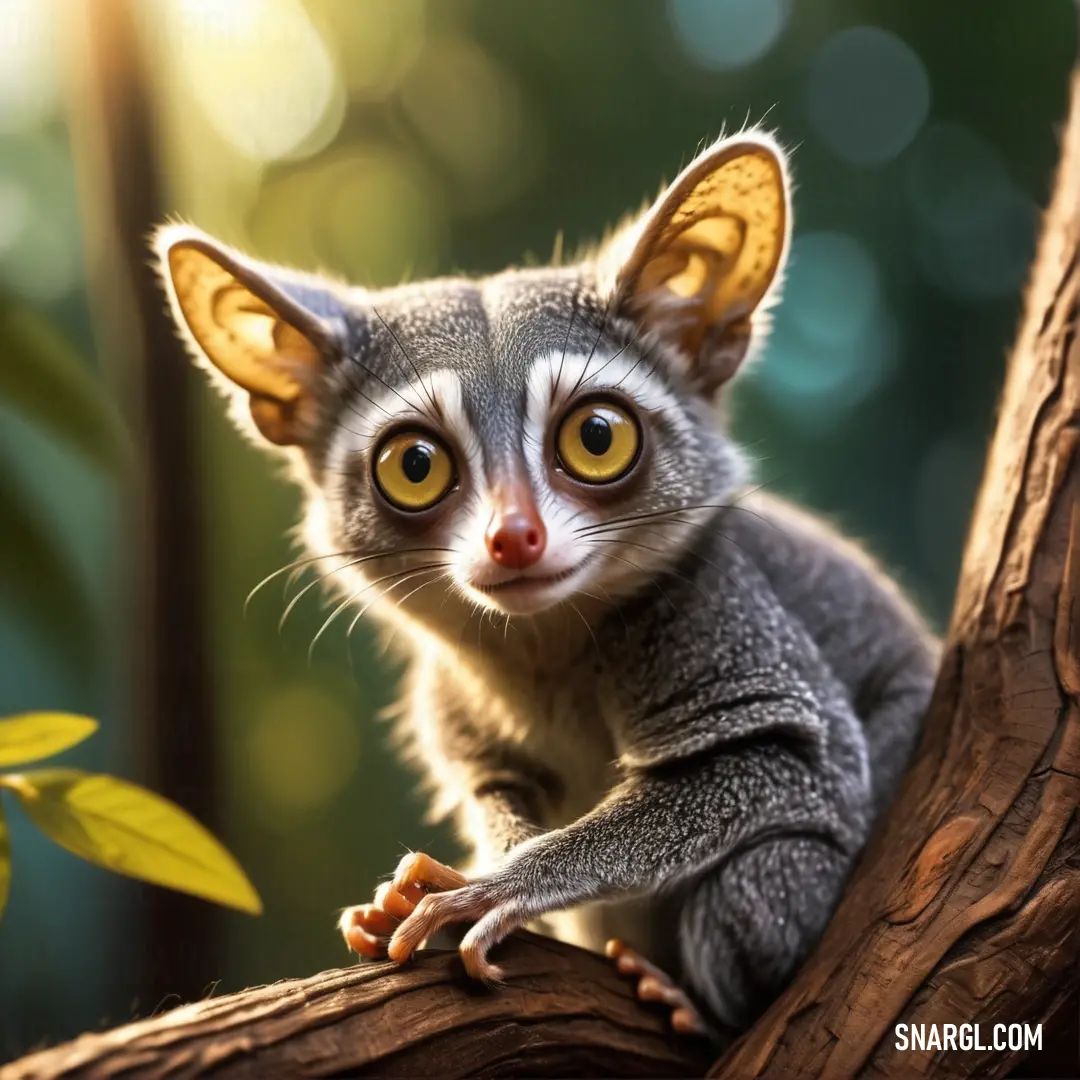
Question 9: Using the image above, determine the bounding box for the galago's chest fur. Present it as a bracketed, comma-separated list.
[392, 591, 628, 824]
[446, 616, 627, 827]
[502, 662, 623, 826]
[394, 619, 661, 956]
[438, 640, 663, 957]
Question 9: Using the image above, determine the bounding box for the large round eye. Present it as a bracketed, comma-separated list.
[373, 430, 456, 511]
[556, 400, 640, 484]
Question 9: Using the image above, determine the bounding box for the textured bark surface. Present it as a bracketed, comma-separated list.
[711, 71, 1080, 1080]
[0, 934, 712, 1080]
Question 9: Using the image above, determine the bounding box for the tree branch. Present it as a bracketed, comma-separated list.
[0, 934, 712, 1080]
[711, 70, 1080, 1080]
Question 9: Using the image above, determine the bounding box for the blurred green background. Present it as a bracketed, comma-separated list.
[0, 0, 1075, 1058]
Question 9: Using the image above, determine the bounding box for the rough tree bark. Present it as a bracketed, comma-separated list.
[710, 68, 1080, 1080]
[0, 934, 713, 1079]
[7, 33, 1078, 1080]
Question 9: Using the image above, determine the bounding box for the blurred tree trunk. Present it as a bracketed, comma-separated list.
[65, 0, 221, 1009]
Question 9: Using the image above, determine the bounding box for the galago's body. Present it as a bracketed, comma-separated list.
[156, 130, 938, 1036]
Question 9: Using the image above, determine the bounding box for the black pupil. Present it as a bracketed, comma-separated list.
[580, 415, 612, 456]
[402, 444, 432, 483]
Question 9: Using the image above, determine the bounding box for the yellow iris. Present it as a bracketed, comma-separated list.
[374, 431, 455, 511]
[557, 400, 640, 484]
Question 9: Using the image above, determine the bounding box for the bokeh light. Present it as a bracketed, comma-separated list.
[667, 0, 790, 71]
[159, 0, 345, 163]
[906, 124, 1037, 301]
[905, 123, 1013, 234]
[754, 231, 895, 426]
[249, 145, 447, 284]
[785, 232, 879, 346]
[0, 0, 60, 134]
[306, 0, 425, 103]
[245, 683, 362, 820]
[807, 27, 931, 167]
[399, 35, 538, 215]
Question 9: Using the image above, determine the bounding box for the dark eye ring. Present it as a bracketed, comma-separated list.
[373, 429, 456, 511]
[555, 399, 641, 484]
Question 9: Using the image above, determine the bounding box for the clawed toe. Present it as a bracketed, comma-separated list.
[339, 905, 393, 959]
[341, 851, 469, 961]
[460, 937, 505, 984]
[606, 938, 708, 1037]
[671, 1006, 707, 1036]
[392, 851, 468, 904]
[373, 880, 416, 920]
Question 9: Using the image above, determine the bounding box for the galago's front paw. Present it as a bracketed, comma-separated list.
[338, 851, 466, 960]
[389, 872, 526, 983]
[341, 850, 530, 982]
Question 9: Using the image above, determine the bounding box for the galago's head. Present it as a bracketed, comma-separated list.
[155, 132, 790, 629]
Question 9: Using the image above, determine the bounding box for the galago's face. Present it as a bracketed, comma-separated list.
[156, 131, 788, 628]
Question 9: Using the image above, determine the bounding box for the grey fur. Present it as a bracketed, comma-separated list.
[155, 132, 938, 1038]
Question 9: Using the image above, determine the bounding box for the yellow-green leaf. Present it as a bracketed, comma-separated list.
[9, 769, 262, 915]
[0, 713, 98, 767]
[0, 801, 10, 921]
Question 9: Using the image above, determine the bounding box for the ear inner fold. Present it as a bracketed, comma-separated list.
[619, 143, 787, 372]
[165, 242, 327, 446]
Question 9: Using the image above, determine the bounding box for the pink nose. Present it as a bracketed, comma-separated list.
[485, 510, 546, 570]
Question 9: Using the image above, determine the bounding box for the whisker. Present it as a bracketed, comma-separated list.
[309, 561, 450, 663]
[351, 565, 457, 647]
[567, 291, 615, 400]
[567, 599, 600, 660]
[337, 362, 406, 431]
[574, 334, 634, 394]
[278, 546, 455, 633]
[574, 503, 731, 535]
[584, 535, 733, 597]
[346, 350, 431, 422]
[553, 286, 580, 401]
[612, 336, 660, 392]
[571, 481, 789, 538]
[244, 549, 357, 614]
[280, 557, 367, 633]
[393, 569, 453, 614]
[373, 307, 442, 421]
[640, 333, 673, 385]
[378, 570, 455, 659]
[576, 514, 750, 558]
[588, 547, 677, 613]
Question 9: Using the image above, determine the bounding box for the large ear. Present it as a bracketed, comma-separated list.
[599, 130, 791, 395]
[153, 224, 347, 447]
